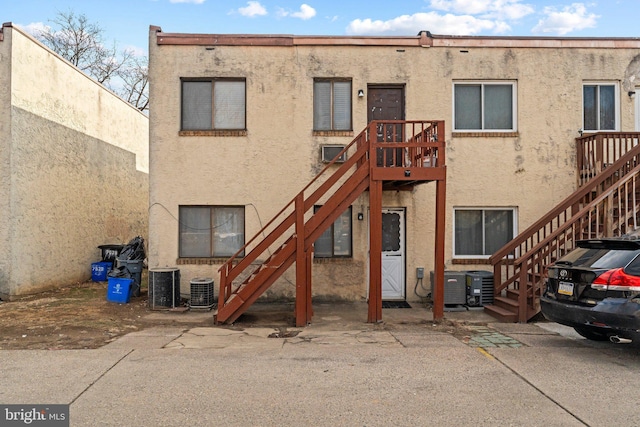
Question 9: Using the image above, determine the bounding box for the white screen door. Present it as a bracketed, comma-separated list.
[381, 208, 405, 300]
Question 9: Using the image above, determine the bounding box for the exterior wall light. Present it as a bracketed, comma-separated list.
[358, 89, 364, 98]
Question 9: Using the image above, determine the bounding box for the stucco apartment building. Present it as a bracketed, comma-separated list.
[148, 25, 640, 323]
[0, 23, 149, 299]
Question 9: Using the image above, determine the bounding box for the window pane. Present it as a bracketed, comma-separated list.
[484, 85, 513, 130]
[454, 85, 481, 130]
[583, 85, 597, 130]
[314, 81, 331, 130]
[214, 81, 245, 129]
[333, 81, 352, 130]
[599, 85, 615, 130]
[333, 208, 352, 256]
[455, 210, 483, 255]
[382, 212, 401, 252]
[182, 82, 212, 130]
[484, 210, 513, 254]
[180, 207, 211, 257]
[211, 207, 244, 257]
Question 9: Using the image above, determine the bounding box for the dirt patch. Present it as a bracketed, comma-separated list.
[0, 281, 211, 350]
[0, 282, 487, 350]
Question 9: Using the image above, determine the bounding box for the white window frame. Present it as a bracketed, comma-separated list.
[452, 81, 518, 132]
[453, 207, 518, 259]
[636, 86, 640, 131]
[582, 81, 620, 132]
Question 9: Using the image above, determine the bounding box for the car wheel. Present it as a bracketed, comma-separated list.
[573, 327, 609, 341]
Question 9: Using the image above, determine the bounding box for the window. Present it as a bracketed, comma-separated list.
[179, 206, 245, 258]
[454, 208, 516, 258]
[181, 79, 246, 130]
[314, 206, 352, 258]
[314, 79, 352, 131]
[454, 82, 516, 131]
[583, 83, 619, 131]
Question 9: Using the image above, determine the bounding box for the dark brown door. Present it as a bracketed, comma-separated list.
[367, 86, 405, 166]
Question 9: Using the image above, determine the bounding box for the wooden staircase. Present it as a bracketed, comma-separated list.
[215, 120, 446, 326]
[486, 132, 640, 322]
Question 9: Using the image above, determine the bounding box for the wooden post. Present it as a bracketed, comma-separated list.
[306, 248, 313, 323]
[433, 177, 446, 321]
[368, 179, 383, 323]
[295, 194, 307, 327]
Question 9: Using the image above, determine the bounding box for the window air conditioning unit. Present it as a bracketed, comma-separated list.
[321, 145, 347, 163]
[430, 270, 467, 308]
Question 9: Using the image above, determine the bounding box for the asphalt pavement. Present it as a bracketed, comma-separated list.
[1, 302, 639, 426]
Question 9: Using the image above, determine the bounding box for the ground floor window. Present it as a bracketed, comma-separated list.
[454, 208, 516, 258]
[314, 206, 352, 258]
[179, 206, 245, 258]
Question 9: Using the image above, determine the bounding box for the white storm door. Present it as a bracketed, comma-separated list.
[381, 208, 405, 300]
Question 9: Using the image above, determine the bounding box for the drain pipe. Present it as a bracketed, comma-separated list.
[610, 335, 632, 344]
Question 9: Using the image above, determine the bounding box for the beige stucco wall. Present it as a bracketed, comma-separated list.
[0, 24, 149, 298]
[149, 28, 640, 302]
[0, 26, 12, 292]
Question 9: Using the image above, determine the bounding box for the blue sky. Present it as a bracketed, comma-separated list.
[3, 0, 638, 57]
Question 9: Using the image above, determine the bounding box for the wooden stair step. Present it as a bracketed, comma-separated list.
[483, 304, 517, 323]
[493, 296, 519, 311]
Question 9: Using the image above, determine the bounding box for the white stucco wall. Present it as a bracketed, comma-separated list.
[149, 28, 640, 302]
[0, 24, 149, 298]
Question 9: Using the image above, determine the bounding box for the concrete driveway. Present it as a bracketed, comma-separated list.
[1, 303, 638, 426]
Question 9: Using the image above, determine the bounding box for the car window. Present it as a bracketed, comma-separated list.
[590, 249, 640, 269]
[624, 254, 640, 275]
[556, 247, 608, 266]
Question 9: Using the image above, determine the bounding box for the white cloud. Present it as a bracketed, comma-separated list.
[532, 3, 599, 35]
[278, 4, 317, 20]
[238, 1, 268, 17]
[429, 0, 534, 20]
[17, 22, 49, 38]
[346, 12, 509, 36]
[170, 0, 206, 3]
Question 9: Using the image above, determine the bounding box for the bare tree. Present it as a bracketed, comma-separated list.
[36, 10, 149, 111]
[116, 55, 149, 111]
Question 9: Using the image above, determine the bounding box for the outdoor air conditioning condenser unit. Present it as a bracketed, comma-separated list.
[190, 277, 215, 310]
[430, 270, 467, 309]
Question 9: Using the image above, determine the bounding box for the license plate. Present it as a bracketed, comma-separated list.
[558, 281, 574, 296]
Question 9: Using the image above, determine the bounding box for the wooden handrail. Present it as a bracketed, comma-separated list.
[490, 140, 640, 263]
[490, 133, 640, 322]
[218, 120, 443, 311]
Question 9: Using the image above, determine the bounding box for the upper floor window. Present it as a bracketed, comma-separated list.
[314, 79, 352, 131]
[583, 83, 619, 131]
[453, 82, 516, 131]
[454, 208, 516, 258]
[313, 206, 352, 258]
[179, 206, 245, 258]
[181, 79, 246, 131]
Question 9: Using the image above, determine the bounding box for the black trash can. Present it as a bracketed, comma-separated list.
[98, 244, 125, 264]
[116, 259, 143, 297]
